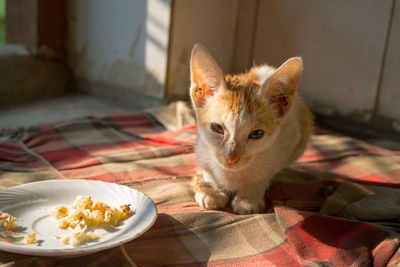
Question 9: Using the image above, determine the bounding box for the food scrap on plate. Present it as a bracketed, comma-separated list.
[50, 196, 134, 247]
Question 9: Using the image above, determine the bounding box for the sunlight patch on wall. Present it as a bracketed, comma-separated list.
[145, 0, 171, 97]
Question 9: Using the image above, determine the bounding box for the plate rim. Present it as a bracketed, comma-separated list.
[0, 179, 158, 257]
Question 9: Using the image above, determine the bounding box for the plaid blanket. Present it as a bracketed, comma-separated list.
[1, 104, 400, 266]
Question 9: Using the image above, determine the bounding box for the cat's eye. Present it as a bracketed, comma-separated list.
[210, 122, 224, 135]
[249, 129, 264, 139]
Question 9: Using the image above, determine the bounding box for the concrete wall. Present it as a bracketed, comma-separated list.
[166, 0, 399, 135]
[68, 0, 171, 106]
[0, 45, 71, 106]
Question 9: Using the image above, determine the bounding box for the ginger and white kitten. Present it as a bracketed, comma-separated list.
[190, 44, 314, 214]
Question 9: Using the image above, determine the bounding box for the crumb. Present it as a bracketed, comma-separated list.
[0, 211, 38, 245]
[23, 232, 37, 244]
[0, 211, 18, 231]
[50, 196, 134, 247]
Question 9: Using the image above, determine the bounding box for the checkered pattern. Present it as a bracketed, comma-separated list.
[1, 112, 400, 266]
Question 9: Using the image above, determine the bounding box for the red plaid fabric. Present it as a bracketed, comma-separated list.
[1, 112, 400, 266]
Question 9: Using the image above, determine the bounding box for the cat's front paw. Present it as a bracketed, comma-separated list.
[231, 196, 265, 214]
[195, 190, 229, 210]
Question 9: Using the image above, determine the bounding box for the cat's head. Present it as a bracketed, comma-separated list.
[189, 44, 303, 170]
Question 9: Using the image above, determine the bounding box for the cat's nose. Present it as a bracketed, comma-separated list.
[226, 154, 240, 165]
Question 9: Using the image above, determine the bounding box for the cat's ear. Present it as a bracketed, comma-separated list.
[190, 44, 225, 108]
[260, 57, 303, 117]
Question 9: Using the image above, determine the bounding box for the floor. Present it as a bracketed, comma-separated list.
[0, 94, 143, 130]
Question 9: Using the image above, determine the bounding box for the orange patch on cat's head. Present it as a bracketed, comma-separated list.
[198, 69, 278, 134]
[222, 70, 262, 115]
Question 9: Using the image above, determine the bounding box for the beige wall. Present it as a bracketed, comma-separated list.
[167, 0, 399, 134]
[166, 0, 239, 100]
[376, 1, 400, 133]
[253, 0, 392, 124]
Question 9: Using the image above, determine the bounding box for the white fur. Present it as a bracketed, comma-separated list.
[253, 65, 276, 85]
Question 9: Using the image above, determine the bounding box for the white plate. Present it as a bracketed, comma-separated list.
[0, 179, 157, 257]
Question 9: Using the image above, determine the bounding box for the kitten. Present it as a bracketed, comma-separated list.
[190, 44, 314, 214]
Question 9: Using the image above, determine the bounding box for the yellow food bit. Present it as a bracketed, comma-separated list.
[50, 206, 69, 219]
[58, 219, 71, 229]
[91, 201, 108, 212]
[70, 231, 99, 247]
[55, 224, 100, 247]
[0, 211, 18, 231]
[0, 211, 38, 245]
[23, 232, 37, 244]
[56, 234, 70, 245]
[50, 196, 134, 247]
[72, 196, 93, 210]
